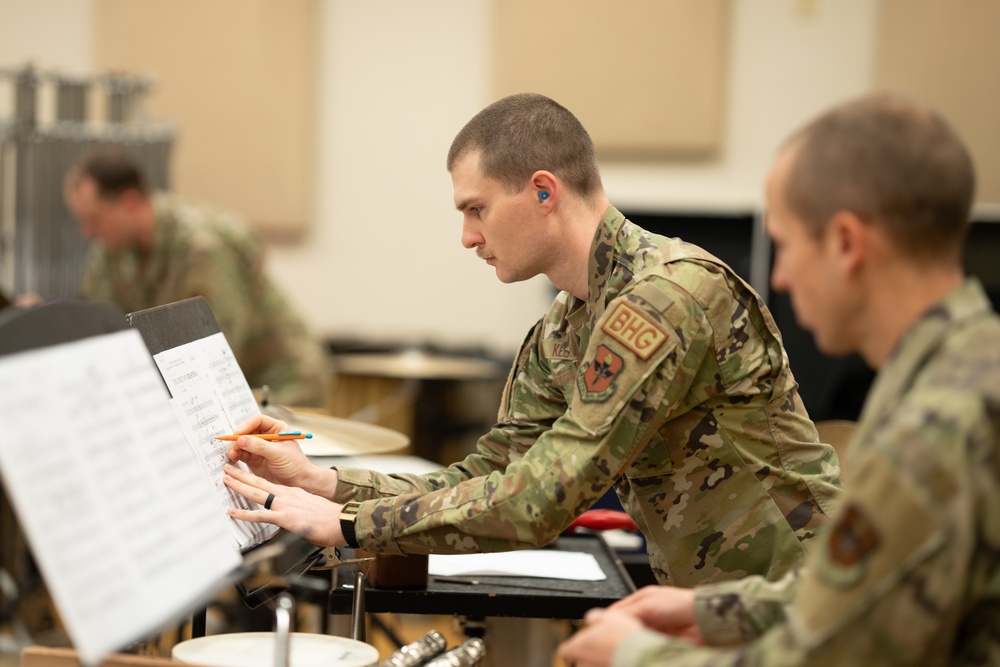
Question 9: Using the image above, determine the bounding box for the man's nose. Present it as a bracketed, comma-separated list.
[461, 217, 483, 249]
[770, 261, 788, 293]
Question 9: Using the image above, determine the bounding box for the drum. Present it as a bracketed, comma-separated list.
[172, 632, 379, 667]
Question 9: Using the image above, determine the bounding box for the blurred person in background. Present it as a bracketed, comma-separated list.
[63, 147, 331, 408]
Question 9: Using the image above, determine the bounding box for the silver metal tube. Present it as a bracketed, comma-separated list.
[379, 630, 447, 667]
[273, 592, 294, 667]
[350, 570, 366, 643]
[423, 638, 487, 667]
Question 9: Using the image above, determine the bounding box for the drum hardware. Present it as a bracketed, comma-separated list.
[350, 570, 366, 643]
[171, 632, 378, 667]
[174, 557, 379, 667]
[273, 593, 294, 667]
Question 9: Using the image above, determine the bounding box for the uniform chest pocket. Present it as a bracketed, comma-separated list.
[540, 340, 580, 396]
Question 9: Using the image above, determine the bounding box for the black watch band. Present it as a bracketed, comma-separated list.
[340, 501, 362, 549]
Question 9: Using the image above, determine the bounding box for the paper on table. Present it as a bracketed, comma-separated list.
[428, 550, 607, 581]
[0, 330, 242, 665]
[152, 331, 278, 551]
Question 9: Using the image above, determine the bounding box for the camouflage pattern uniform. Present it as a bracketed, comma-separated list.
[83, 192, 332, 407]
[613, 278, 1000, 665]
[333, 207, 840, 585]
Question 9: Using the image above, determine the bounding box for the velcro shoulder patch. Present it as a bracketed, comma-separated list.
[600, 301, 669, 360]
[789, 451, 944, 649]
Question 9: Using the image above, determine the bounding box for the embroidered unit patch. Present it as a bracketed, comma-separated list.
[601, 302, 668, 360]
[818, 503, 881, 589]
[577, 344, 624, 402]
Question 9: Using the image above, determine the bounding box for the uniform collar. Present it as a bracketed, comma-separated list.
[855, 278, 993, 440]
[585, 205, 629, 325]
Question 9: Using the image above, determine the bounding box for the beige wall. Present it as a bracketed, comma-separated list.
[0, 0, 94, 122]
[875, 0, 1000, 203]
[267, 0, 881, 355]
[2, 0, 994, 357]
[93, 0, 317, 238]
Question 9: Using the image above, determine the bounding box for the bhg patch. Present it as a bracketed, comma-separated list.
[601, 301, 668, 360]
[577, 344, 624, 402]
[817, 503, 881, 589]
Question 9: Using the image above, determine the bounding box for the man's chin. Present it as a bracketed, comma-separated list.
[812, 332, 854, 358]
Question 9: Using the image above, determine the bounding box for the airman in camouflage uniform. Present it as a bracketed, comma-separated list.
[67, 148, 331, 407]
[332, 205, 839, 586]
[559, 95, 1000, 666]
[221, 93, 839, 587]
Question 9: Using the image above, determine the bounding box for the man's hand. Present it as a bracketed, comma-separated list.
[557, 586, 703, 667]
[225, 414, 338, 497]
[558, 608, 645, 667]
[223, 463, 346, 547]
[608, 585, 703, 643]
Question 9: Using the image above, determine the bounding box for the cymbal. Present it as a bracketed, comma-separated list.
[333, 348, 504, 380]
[261, 404, 409, 456]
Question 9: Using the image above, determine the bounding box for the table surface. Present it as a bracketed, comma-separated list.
[327, 533, 636, 620]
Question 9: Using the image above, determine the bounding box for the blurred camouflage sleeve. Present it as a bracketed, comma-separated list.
[692, 570, 799, 646]
[332, 321, 562, 502]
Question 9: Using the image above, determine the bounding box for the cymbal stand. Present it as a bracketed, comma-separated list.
[273, 593, 294, 667]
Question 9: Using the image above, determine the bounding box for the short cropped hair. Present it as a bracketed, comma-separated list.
[447, 93, 603, 197]
[66, 147, 151, 198]
[783, 94, 976, 262]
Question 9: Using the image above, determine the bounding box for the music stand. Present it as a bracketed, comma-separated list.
[124, 297, 325, 612]
[0, 301, 131, 655]
[0, 301, 129, 355]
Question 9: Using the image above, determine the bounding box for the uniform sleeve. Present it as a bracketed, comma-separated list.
[332, 320, 560, 499]
[693, 570, 799, 646]
[346, 284, 712, 555]
[608, 406, 968, 667]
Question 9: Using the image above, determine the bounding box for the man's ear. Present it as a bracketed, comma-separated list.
[827, 211, 868, 275]
[530, 170, 558, 207]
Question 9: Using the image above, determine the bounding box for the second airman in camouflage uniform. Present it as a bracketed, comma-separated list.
[558, 95, 1000, 666]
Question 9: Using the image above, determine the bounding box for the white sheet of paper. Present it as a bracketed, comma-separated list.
[152, 332, 278, 551]
[428, 550, 607, 581]
[0, 330, 242, 665]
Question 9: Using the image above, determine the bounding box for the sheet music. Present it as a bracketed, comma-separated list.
[0, 330, 241, 665]
[152, 332, 278, 551]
